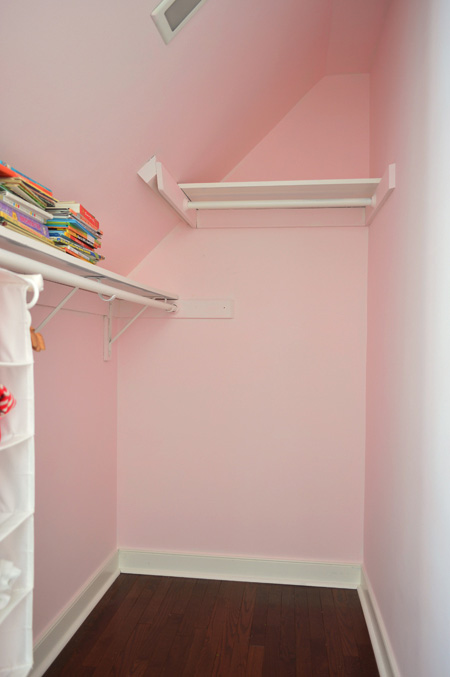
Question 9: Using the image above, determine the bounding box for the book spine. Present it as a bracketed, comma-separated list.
[68, 208, 100, 233]
[0, 161, 53, 195]
[54, 203, 100, 230]
[0, 218, 53, 245]
[78, 205, 99, 230]
[0, 193, 50, 222]
[48, 217, 100, 240]
[0, 203, 49, 236]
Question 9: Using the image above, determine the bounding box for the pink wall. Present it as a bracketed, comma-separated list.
[365, 0, 450, 674]
[228, 74, 370, 181]
[32, 286, 117, 641]
[117, 73, 370, 565]
[118, 225, 368, 563]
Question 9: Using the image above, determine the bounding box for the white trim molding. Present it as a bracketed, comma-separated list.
[31, 551, 120, 677]
[358, 567, 401, 677]
[119, 549, 361, 589]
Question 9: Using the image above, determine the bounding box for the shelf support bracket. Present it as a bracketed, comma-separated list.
[104, 304, 150, 361]
[138, 156, 197, 228]
[365, 163, 396, 225]
[35, 287, 79, 332]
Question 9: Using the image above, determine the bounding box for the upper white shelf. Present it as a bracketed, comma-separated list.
[0, 226, 178, 304]
[179, 178, 380, 205]
[138, 157, 395, 228]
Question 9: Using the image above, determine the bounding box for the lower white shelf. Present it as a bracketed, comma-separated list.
[0, 587, 31, 627]
[0, 433, 33, 452]
[0, 363, 33, 368]
[0, 513, 33, 543]
[0, 588, 32, 675]
[0, 666, 33, 677]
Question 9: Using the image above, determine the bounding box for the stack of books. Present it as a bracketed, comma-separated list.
[45, 202, 104, 264]
[0, 161, 104, 264]
[0, 162, 56, 246]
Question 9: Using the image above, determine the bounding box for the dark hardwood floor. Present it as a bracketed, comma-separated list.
[43, 574, 379, 676]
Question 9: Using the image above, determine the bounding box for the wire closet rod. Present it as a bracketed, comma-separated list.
[0, 248, 178, 312]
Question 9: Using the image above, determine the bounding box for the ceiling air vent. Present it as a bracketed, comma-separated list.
[152, 0, 208, 44]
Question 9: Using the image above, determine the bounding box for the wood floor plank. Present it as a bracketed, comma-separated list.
[245, 645, 265, 676]
[343, 655, 364, 676]
[179, 580, 222, 676]
[192, 578, 222, 630]
[249, 583, 269, 646]
[294, 587, 313, 677]
[279, 585, 296, 676]
[194, 580, 246, 676]
[320, 587, 346, 676]
[144, 578, 197, 675]
[261, 584, 282, 677]
[212, 580, 246, 676]
[107, 621, 150, 676]
[229, 582, 258, 676]
[133, 578, 194, 667]
[161, 578, 211, 676]
[105, 576, 173, 676]
[307, 587, 330, 677]
[332, 589, 359, 658]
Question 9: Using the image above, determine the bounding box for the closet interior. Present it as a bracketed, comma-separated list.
[1, 1, 450, 676]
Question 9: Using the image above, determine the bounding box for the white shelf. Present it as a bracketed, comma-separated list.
[0, 513, 32, 543]
[0, 229, 179, 363]
[0, 226, 178, 301]
[139, 157, 395, 228]
[0, 270, 34, 676]
[0, 588, 31, 627]
[0, 433, 33, 452]
[0, 665, 33, 677]
[179, 178, 381, 205]
[0, 362, 33, 368]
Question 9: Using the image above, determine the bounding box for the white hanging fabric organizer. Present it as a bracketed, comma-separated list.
[0, 267, 42, 677]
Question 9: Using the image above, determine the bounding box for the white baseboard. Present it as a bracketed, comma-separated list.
[31, 551, 120, 677]
[358, 567, 401, 677]
[119, 549, 361, 588]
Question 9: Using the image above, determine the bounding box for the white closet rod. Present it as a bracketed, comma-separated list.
[0, 249, 178, 312]
[186, 198, 373, 210]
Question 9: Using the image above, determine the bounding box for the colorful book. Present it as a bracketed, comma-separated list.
[47, 208, 103, 236]
[0, 161, 53, 196]
[53, 201, 99, 231]
[0, 178, 49, 209]
[0, 202, 49, 237]
[46, 216, 102, 240]
[48, 224, 99, 246]
[0, 217, 54, 246]
[0, 189, 51, 223]
[50, 238, 104, 263]
[48, 230, 98, 252]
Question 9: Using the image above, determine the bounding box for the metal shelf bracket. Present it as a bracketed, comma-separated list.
[35, 287, 80, 332]
[103, 301, 176, 361]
